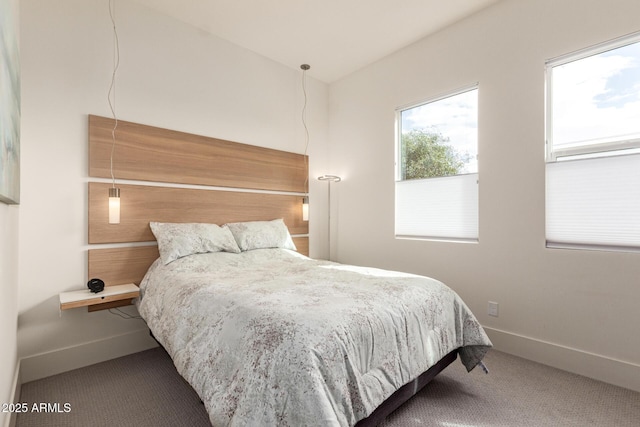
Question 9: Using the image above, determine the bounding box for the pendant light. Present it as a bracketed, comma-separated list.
[107, 0, 121, 224]
[300, 64, 310, 221]
[108, 187, 120, 224]
[302, 195, 309, 221]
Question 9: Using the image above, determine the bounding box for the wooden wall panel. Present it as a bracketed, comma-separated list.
[292, 237, 309, 257]
[89, 115, 308, 193]
[88, 246, 160, 286]
[89, 182, 308, 244]
[89, 239, 309, 287]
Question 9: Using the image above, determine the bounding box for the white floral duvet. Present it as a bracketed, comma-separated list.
[137, 249, 492, 426]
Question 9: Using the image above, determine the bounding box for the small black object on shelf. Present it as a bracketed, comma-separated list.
[87, 278, 105, 293]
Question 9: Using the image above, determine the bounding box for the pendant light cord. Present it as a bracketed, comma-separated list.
[108, 0, 120, 189]
[301, 65, 310, 195]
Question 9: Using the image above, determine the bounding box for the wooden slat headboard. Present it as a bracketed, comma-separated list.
[88, 115, 309, 289]
[89, 115, 307, 192]
[88, 182, 307, 244]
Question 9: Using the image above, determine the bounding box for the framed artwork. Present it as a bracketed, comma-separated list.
[0, 0, 20, 205]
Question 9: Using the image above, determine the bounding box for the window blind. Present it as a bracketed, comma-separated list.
[395, 173, 478, 241]
[546, 153, 640, 250]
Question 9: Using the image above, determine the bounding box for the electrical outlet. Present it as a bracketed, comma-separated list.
[488, 301, 499, 317]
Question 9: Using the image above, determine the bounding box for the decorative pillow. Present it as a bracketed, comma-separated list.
[150, 222, 241, 265]
[224, 219, 297, 252]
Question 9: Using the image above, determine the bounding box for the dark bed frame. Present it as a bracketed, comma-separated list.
[356, 350, 458, 426]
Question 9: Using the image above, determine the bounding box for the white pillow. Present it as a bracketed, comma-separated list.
[224, 219, 297, 252]
[150, 222, 241, 265]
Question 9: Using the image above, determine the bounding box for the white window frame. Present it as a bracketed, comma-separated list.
[545, 31, 640, 162]
[545, 32, 640, 252]
[395, 85, 479, 242]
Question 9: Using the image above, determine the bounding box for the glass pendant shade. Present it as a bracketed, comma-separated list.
[108, 187, 121, 224]
[302, 196, 309, 221]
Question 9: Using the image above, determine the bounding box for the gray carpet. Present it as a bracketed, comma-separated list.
[17, 348, 640, 426]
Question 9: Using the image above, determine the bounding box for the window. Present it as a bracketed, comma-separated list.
[395, 86, 479, 241]
[546, 32, 640, 251]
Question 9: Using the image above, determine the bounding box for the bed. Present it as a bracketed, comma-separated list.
[86, 115, 491, 426]
[136, 227, 491, 425]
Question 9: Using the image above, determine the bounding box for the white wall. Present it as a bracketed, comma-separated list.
[1, 0, 20, 424]
[0, 203, 19, 427]
[18, 0, 328, 381]
[329, 0, 640, 390]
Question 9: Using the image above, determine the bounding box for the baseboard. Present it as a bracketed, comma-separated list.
[484, 326, 640, 393]
[19, 328, 158, 384]
[4, 360, 20, 427]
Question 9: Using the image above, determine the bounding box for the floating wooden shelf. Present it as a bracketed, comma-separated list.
[59, 283, 139, 311]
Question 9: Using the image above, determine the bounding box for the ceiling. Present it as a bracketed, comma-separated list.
[132, 0, 500, 83]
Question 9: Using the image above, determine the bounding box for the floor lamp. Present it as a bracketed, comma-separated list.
[317, 175, 341, 260]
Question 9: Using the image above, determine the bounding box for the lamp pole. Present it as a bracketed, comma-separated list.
[317, 175, 341, 260]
